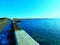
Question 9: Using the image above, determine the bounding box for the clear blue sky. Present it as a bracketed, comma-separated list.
[0, 0, 60, 18]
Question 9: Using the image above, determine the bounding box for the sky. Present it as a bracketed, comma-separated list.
[0, 0, 60, 18]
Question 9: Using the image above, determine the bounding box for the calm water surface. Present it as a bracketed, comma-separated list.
[18, 19, 60, 45]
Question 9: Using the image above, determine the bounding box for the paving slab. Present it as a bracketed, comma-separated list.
[15, 30, 39, 45]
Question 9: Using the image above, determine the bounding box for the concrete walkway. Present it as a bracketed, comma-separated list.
[15, 30, 39, 45]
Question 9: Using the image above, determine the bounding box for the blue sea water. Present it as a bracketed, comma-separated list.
[17, 18, 60, 45]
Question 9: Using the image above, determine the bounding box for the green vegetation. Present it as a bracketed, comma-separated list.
[13, 23, 22, 30]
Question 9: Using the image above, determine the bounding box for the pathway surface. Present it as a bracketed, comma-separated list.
[15, 30, 39, 45]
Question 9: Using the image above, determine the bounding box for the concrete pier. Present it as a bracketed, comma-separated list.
[0, 18, 40, 45]
[15, 30, 39, 45]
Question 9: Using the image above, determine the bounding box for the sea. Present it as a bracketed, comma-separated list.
[17, 18, 60, 45]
